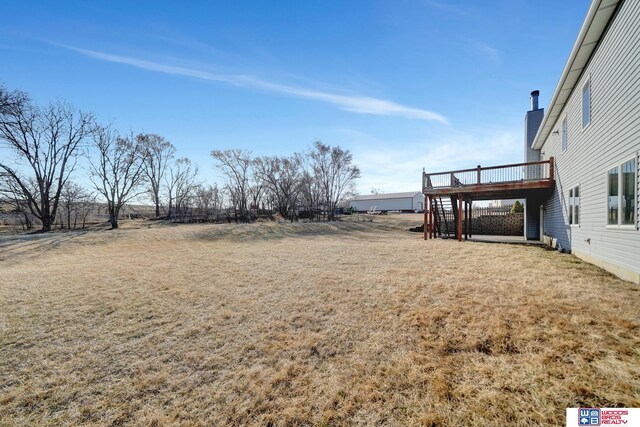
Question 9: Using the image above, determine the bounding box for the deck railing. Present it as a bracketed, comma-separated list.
[423, 158, 554, 191]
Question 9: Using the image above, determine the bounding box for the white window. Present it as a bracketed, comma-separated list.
[607, 157, 637, 227]
[561, 116, 568, 152]
[569, 185, 580, 226]
[582, 79, 591, 128]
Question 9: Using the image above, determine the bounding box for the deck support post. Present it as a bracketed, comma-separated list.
[468, 200, 472, 238]
[464, 199, 468, 240]
[429, 196, 433, 239]
[457, 194, 463, 242]
[429, 196, 434, 239]
[423, 196, 428, 240]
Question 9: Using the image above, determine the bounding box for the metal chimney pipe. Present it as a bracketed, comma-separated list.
[530, 90, 540, 111]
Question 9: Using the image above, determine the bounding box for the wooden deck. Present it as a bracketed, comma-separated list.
[422, 158, 554, 198]
[422, 158, 555, 241]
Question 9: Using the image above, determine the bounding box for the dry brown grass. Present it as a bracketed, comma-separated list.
[1, 214, 639, 426]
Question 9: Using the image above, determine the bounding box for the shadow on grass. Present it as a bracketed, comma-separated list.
[0, 217, 420, 261]
[0, 230, 95, 260]
[0, 223, 121, 262]
[192, 220, 409, 243]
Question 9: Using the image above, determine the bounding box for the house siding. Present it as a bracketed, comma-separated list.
[539, 0, 640, 280]
[525, 109, 544, 163]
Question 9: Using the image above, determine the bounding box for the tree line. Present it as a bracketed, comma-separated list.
[212, 142, 360, 223]
[0, 85, 360, 232]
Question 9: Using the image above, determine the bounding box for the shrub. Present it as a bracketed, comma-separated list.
[510, 200, 524, 213]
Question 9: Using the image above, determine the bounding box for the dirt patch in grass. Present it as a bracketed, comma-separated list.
[1, 214, 639, 426]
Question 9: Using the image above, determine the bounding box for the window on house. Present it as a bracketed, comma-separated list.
[569, 185, 580, 225]
[561, 116, 568, 152]
[608, 166, 619, 225]
[607, 157, 637, 226]
[582, 80, 591, 128]
[622, 158, 637, 225]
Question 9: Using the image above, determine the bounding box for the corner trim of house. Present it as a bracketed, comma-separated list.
[573, 249, 640, 284]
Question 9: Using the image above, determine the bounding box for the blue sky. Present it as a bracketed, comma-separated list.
[0, 0, 589, 194]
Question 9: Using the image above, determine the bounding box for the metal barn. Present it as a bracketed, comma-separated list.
[350, 191, 424, 213]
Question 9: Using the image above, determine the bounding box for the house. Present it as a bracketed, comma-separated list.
[350, 191, 424, 213]
[531, 0, 639, 283]
[489, 199, 523, 208]
[422, 0, 639, 283]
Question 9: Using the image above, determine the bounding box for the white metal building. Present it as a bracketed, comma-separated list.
[350, 191, 424, 213]
[489, 198, 524, 208]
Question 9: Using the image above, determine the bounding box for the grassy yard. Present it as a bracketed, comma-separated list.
[1, 215, 639, 426]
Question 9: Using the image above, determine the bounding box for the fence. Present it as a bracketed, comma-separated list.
[469, 205, 512, 218]
[436, 205, 524, 236]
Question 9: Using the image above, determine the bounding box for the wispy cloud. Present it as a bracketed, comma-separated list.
[467, 39, 500, 61]
[54, 43, 448, 124]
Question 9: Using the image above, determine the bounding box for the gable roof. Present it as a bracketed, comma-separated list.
[532, 0, 621, 149]
[351, 191, 422, 201]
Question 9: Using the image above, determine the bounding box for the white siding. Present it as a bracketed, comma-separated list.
[351, 197, 414, 212]
[350, 193, 424, 212]
[412, 193, 425, 211]
[539, 0, 640, 278]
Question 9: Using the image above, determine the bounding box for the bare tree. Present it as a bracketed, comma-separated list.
[165, 157, 198, 220]
[57, 181, 96, 229]
[89, 126, 146, 229]
[0, 172, 36, 230]
[255, 154, 302, 221]
[299, 166, 322, 222]
[247, 163, 266, 218]
[195, 183, 223, 221]
[138, 133, 175, 218]
[308, 141, 361, 221]
[58, 181, 81, 229]
[77, 191, 97, 229]
[211, 149, 252, 222]
[0, 87, 94, 231]
[0, 85, 18, 110]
